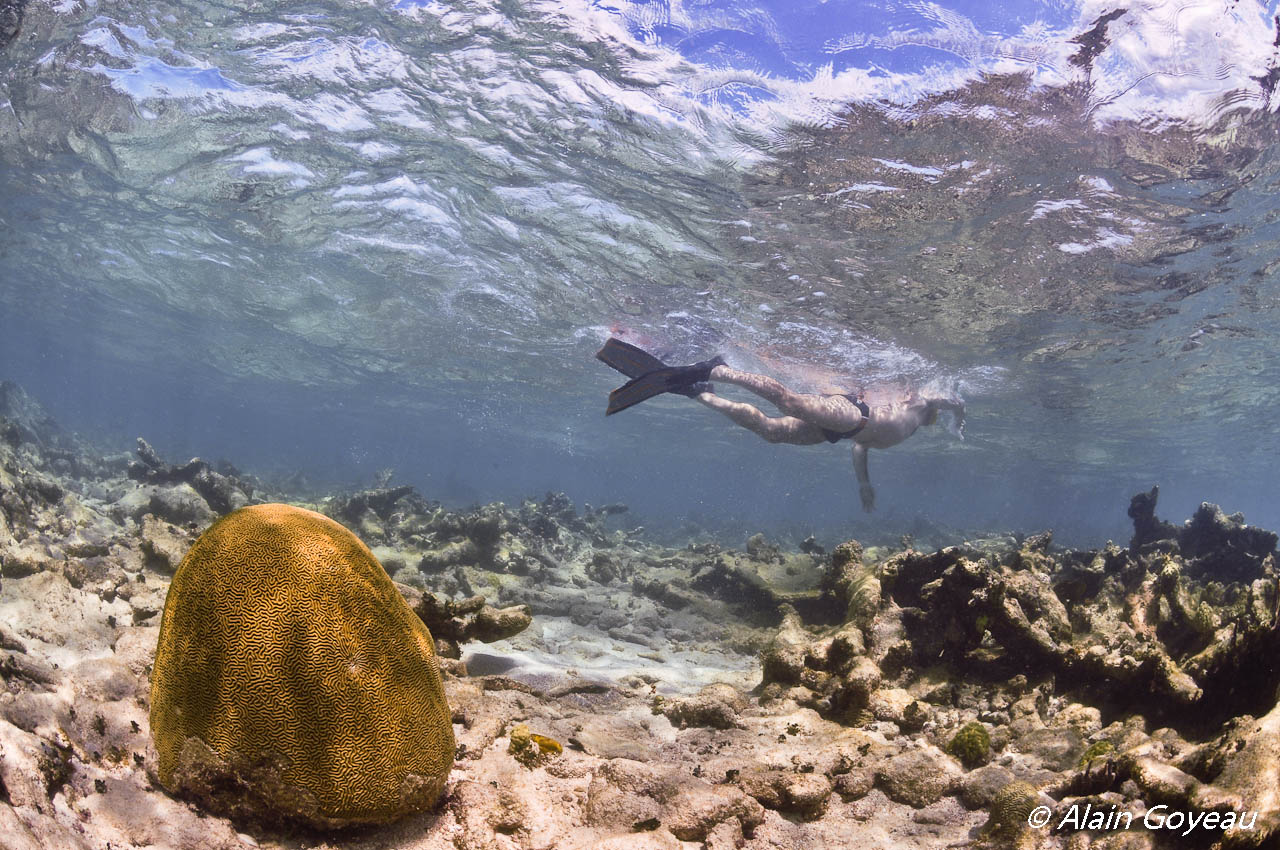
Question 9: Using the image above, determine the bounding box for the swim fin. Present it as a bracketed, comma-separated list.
[595, 337, 668, 378]
[603, 350, 725, 416]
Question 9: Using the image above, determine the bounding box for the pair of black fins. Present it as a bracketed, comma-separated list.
[596, 337, 725, 416]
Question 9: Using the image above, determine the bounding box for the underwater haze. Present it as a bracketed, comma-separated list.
[2, 0, 1280, 547]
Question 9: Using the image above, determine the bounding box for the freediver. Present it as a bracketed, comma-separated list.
[596, 337, 965, 512]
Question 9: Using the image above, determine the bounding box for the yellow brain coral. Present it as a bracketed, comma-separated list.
[983, 780, 1039, 841]
[150, 503, 454, 828]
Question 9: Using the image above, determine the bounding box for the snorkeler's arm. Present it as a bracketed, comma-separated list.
[921, 396, 965, 439]
[852, 442, 874, 512]
[933, 397, 965, 439]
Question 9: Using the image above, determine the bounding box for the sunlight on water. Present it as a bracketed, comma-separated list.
[1, 0, 1279, 538]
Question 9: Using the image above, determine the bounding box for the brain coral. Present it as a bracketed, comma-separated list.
[983, 780, 1039, 840]
[150, 503, 454, 828]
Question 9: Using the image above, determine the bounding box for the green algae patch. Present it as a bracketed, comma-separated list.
[1078, 739, 1115, 769]
[947, 721, 991, 768]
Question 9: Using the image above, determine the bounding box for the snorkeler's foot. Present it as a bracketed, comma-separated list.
[693, 355, 726, 382]
[605, 355, 727, 415]
[665, 355, 726, 387]
[673, 381, 713, 398]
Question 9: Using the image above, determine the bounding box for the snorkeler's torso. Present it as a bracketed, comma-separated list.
[848, 389, 928, 449]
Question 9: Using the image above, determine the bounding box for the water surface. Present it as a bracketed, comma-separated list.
[2, 0, 1278, 544]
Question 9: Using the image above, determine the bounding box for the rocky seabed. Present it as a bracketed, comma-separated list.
[0, 380, 1277, 850]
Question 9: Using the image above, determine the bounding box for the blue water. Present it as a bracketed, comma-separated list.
[604, 0, 1079, 80]
[2, 0, 1279, 547]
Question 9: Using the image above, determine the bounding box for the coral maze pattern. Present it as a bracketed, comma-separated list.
[149, 503, 454, 826]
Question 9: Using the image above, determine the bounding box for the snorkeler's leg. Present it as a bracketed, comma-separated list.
[708, 365, 864, 431]
[694, 391, 826, 445]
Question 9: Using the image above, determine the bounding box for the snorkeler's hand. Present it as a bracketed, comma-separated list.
[947, 406, 966, 440]
[860, 483, 875, 512]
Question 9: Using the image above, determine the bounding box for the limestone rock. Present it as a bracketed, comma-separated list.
[148, 483, 215, 526]
[1192, 699, 1280, 846]
[959, 765, 1017, 809]
[661, 683, 748, 730]
[0, 543, 51, 578]
[876, 746, 962, 807]
[139, 514, 191, 574]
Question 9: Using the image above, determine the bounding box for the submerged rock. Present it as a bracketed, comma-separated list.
[405, 587, 532, 658]
[138, 514, 191, 574]
[0, 543, 50, 578]
[1179, 501, 1278, 582]
[586, 758, 765, 842]
[745, 532, 782, 564]
[660, 682, 749, 730]
[0, 381, 69, 451]
[1128, 485, 1179, 550]
[147, 483, 216, 526]
[127, 438, 250, 517]
[735, 767, 833, 819]
[0, 0, 24, 52]
[1186, 699, 1280, 846]
[876, 746, 962, 807]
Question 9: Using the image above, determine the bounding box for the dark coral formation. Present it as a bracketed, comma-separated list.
[1179, 501, 1278, 582]
[401, 587, 533, 659]
[0, 0, 23, 51]
[1128, 485, 1179, 549]
[747, 493, 1280, 848]
[1130, 484, 1277, 582]
[876, 518, 1277, 726]
[127, 438, 253, 516]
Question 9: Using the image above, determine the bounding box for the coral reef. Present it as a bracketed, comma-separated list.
[745, 491, 1280, 848]
[1129, 486, 1277, 581]
[2, 381, 1280, 849]
[150, 503, 454, 828]
[127, 438, 253, 516]
[874, 522, 1277, 725]
[401, 586, 533, 659]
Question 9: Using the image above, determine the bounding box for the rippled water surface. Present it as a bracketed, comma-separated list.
[2, 0, 1279, 542]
